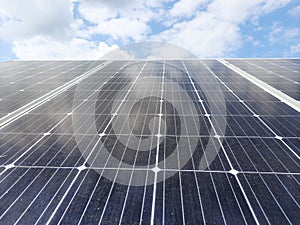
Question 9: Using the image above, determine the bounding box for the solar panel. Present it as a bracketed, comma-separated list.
[0, 61, 104, 115]
[0, 59, 299, 224]
[227, 59, 300, 100]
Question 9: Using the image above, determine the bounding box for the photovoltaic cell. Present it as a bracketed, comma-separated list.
[0, 59, 299, 224]
[0, 61, 104, 116]
[238, 174, 300, 225]
[227, 59, 300, 100]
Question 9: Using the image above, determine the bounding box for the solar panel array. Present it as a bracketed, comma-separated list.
[0, 59, 299, 225]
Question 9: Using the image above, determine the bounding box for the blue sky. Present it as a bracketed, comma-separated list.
[0, 0, 299, 61]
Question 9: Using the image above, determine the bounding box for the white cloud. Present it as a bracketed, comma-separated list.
[206, 0, 292, 24]
[89, 18, 150, 42]
[0, 0, 73, 40]
[288, 4, 300, 17]
[12, 36, 117, 60]
[0, 0, 296, 60]
[290, 43, 300, 54]
[77, 0, 160, 24]
[77, 0, 159, 42]
[144, 0, 176, 8]
[153, 0, 293, 57]
[154, 15, 242, 57]
[268, 23, 300, 44]
[267, 21, 300, 56]
[245, 35, 261, 47]
[77, 4, 117, 23]
[79, 0, 140, 10]
[169, 0, 209, 18]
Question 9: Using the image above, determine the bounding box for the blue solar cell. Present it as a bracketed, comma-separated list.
[0, 59, 299, 224]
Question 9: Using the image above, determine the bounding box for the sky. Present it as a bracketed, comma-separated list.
[0, 0, 299, 61]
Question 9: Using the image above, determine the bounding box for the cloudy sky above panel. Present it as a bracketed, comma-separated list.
[0, 0, 299, 61]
